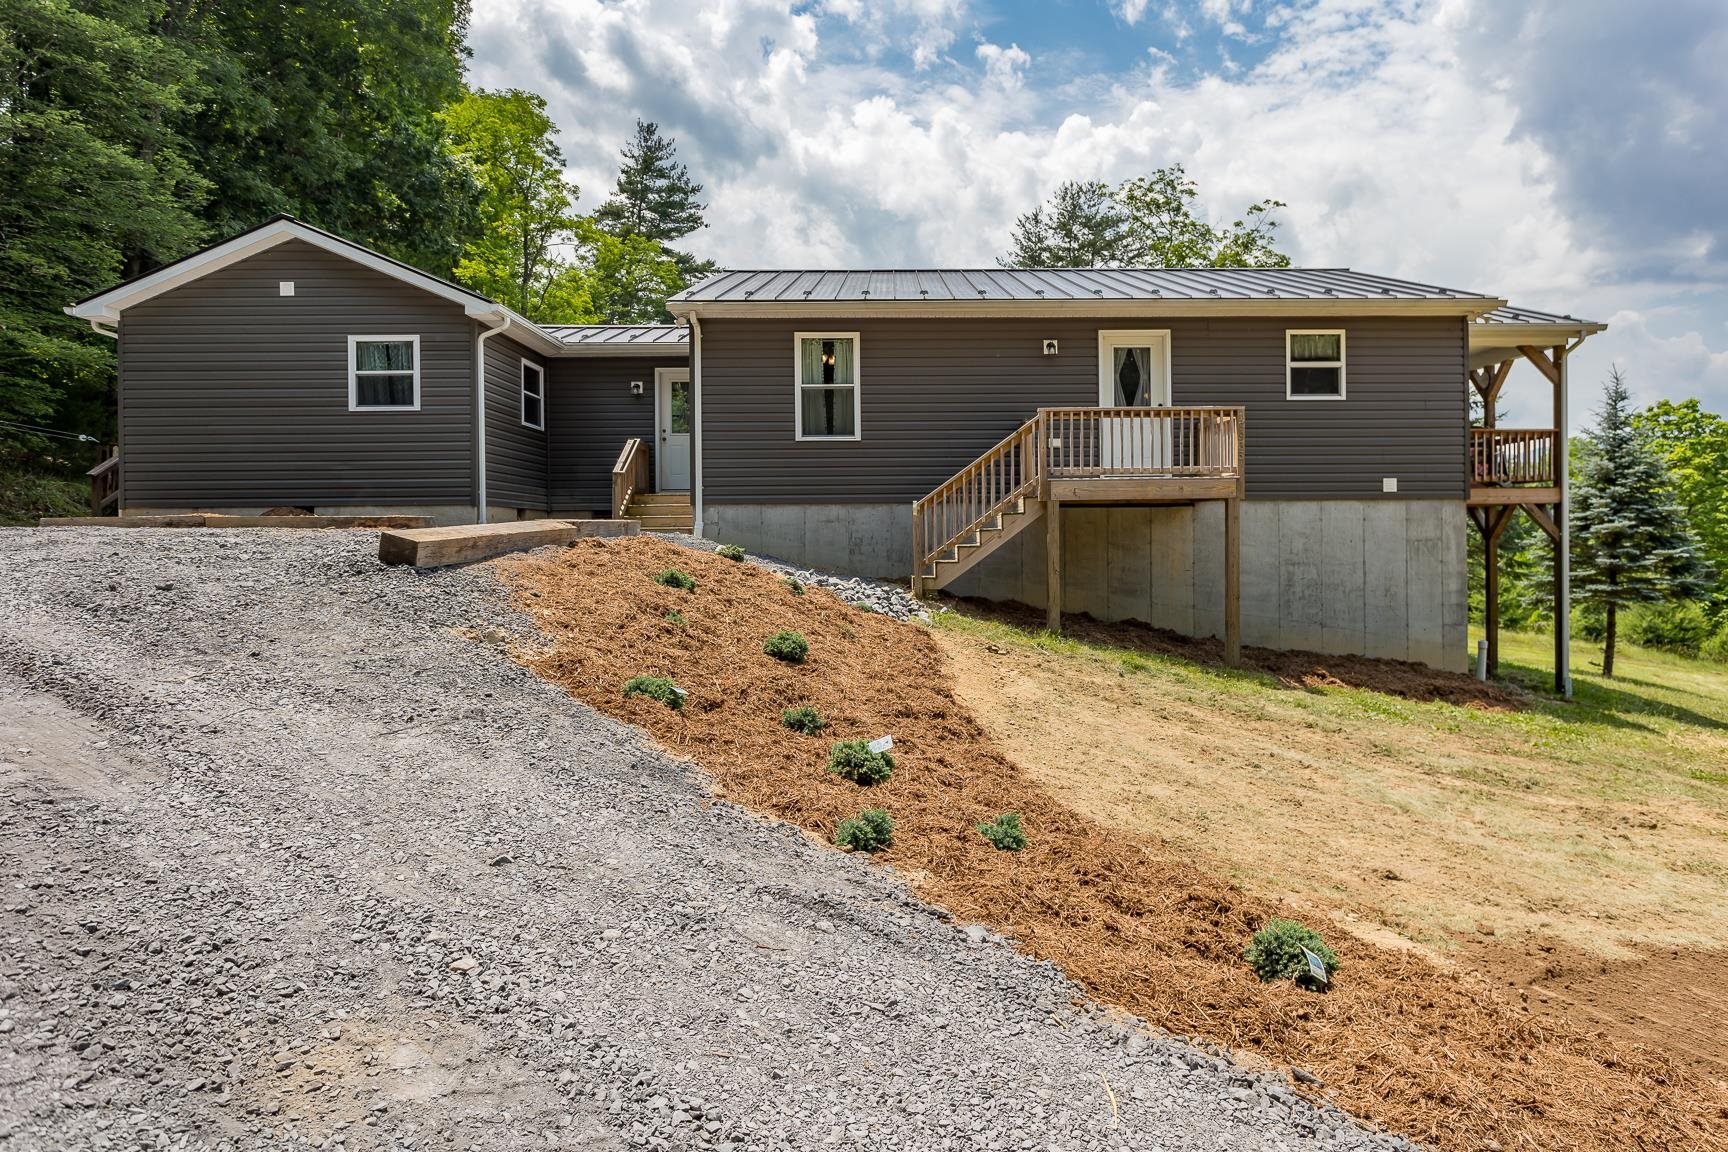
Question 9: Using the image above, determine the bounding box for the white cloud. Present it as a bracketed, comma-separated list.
[1112, 0, 1153, 26]
[466, 0, 1728, 417]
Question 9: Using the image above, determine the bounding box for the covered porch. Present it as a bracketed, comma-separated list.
[1466, 305, 1607, 696]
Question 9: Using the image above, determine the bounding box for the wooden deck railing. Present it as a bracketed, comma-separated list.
[1470, 428, 1556, 486]
[611, 437, 649, 519]
[913, 406, 1244, 585]
[87, 448, 119, 514]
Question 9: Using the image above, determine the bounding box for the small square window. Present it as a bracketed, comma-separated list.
[1287, 330, 1345, 399]
[521, 360, 545, 430]
[795, 333, 860, 440]
[349, 336, 419, 410]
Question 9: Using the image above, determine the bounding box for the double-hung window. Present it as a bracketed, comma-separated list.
[1286, 330, 1345, 399]
[521, 359, 545, 430]
[349, 335, 420, 411]
[794, 332, 860, 440]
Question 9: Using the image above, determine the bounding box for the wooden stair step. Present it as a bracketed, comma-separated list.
[631, 492, 694, 506]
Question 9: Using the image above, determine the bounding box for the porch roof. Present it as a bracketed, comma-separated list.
[542, 324, 689, 356]
[1468, 303, 1607, 369]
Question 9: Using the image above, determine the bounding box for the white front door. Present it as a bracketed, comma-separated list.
[1097, 330, 1172, 469]
[655, 367, 692, 491]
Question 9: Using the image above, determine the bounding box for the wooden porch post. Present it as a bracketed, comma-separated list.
[1554, 344, 1571, 698]
[1224, 497, 1241, 667]
[1045, 498, 1062, 633]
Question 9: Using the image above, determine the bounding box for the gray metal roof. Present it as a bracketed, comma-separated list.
[669, 267, 1502, 305]
[1473, 303, 1605, 331]
[541, 324, 688, 347]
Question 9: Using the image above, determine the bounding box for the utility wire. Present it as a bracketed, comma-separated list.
[0, 418, 101, 443]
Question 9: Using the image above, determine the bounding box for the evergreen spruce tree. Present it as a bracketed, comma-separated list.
[593, 120, 712, 289]
[1571, 366, 1713, 675]
[999, 180, 1130, 268]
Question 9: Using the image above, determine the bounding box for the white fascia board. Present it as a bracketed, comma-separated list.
[666, 297, 1509, 321]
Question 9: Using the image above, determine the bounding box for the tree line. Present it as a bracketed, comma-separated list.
[1, 0, 714, 461]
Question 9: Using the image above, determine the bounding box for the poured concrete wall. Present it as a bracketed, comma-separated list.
[704, 498, 1466, 673]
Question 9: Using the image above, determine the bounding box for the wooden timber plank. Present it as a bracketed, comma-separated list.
[1467, 486, 1560, 507]
[1046, 477, 1239, 503]
[378, 519, 639, 568]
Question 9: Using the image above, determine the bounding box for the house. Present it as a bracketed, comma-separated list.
[67, 217, 1603, 685]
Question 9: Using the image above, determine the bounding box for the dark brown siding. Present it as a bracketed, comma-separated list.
[485, 333, 549, 509]
[118, 239, 474, 507]
[547, 357, 682, 513]
[698, 316, 1467, 503]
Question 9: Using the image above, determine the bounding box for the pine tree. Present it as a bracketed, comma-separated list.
[1571, 366, 1714, 676]
[999, 180, 1129, 268]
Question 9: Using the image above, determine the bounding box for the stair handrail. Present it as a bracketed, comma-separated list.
[912, 414, 1044, 590]
[87, 447, 120, 514]
[611, 437, 649, 519]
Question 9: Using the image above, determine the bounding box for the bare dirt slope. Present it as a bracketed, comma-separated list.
[500, 536, 1727, 1152]
[0, 527, 1404, 1152]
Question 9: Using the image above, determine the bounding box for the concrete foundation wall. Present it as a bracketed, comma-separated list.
[126, 503, 480, 527]
[702, 503, 913, 579]
[704, 498, 1467, 672]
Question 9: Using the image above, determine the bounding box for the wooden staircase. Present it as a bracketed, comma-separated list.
[625, 491, 694, 532]
[912, 415, 1043, 596]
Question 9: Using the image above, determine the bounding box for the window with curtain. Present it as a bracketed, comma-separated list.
[349, 336, 419, 410]
[1287, 331, 1345, 398]
[795, 334, 859, 439]
[521, 360, 545, 429]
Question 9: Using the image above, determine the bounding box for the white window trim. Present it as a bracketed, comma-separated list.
[1286, 329, 1346, 401]
[520, 357, 545, 430]
[792, 331, 862, 442]
[348, 334, 421, 412]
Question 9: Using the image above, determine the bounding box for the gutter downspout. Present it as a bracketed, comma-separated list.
[690, 314, 703, 538]
[474, 313, 513, 524]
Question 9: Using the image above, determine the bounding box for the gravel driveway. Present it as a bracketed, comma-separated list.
[0, 529, 1415, 1152]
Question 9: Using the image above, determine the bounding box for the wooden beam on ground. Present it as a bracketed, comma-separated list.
[1045, 499, 1062, 633]
[378, 519, 639, 568]
[1224, 497, 1241, 668]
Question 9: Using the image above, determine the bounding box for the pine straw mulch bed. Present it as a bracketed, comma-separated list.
[494, 537, 1727, 1152]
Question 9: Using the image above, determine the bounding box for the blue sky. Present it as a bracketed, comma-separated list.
[469, 0, 1728, 428]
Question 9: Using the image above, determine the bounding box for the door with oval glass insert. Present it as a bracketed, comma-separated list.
[1096, 331, 1171, 469]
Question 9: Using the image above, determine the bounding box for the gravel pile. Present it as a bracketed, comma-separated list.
[660, 533, 928, 622]
[0, 528, 1419, 1152]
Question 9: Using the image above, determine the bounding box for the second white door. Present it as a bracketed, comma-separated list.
[1097, 331, 1171, 469]
[656, 367, 691, 491]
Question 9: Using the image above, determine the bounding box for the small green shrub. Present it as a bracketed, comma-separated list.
[717, 543, 746, 561]
[857, 602, 879, 614]
[623, 675, 684, 711]
[976, 811, 1026, 852]
[834, 808, 894, 852]
[1627, 600, 1713, 656]
[763, 630, 809, 664]
[781, 705, 827, 734]
[1244, 917, 1338, 990]
[826, 739, 894, 785]
[654, 569, 697, 592]
[664, 610, 685, 626]
[783, 577, 805, 596]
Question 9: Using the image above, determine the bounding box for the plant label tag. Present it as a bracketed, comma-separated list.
[867, 735, 894, 754]
[1300, 946, 1329, 985]
[671, 685, 688, 698]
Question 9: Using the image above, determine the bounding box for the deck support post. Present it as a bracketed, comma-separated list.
[1224, 497, 1241, 667]
[1045, 498, 1062, 634]
[1553, 343, 1571, 698]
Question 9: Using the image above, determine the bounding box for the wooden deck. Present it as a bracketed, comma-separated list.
[912, 406, 1245, 664]
[1467, 427, 1558, 506]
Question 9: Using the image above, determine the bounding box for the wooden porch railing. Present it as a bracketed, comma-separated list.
[1470, 427, 1556, 486]
[611, 437, 649, 519]
[87, 448, 119, 514]
[912, 406, 1244, 585]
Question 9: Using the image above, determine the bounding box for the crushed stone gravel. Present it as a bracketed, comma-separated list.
[1, 528, 1420, 1152]
[660, 532, 928, 622]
